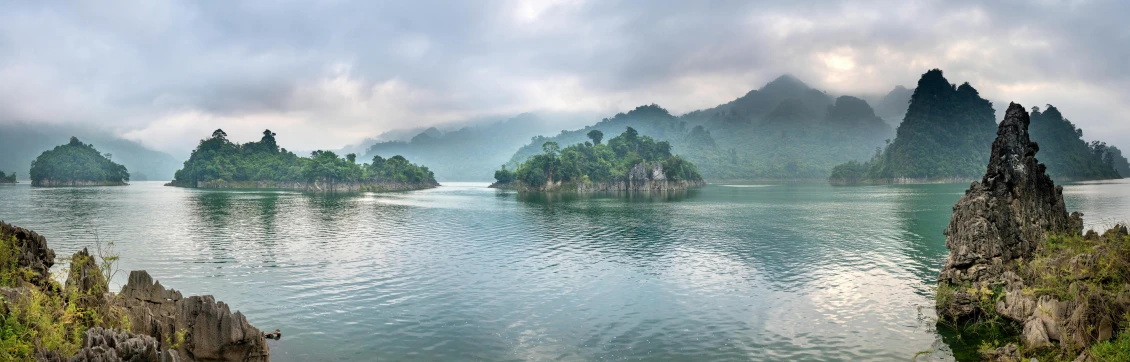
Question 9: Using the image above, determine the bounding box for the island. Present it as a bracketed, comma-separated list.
[0, 170, 15, 183]
[934, 103, 1129, 361]
[168, 129, 438, 192]
[29, 137, 129, 186]
[490, 127, 705, 192]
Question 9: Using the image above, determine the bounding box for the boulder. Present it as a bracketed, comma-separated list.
[114, 270, 270, 362]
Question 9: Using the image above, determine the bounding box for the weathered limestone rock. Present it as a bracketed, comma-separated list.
[938, 103, 1083, 321]
[0, 220, 57, 289]
[114, 270, 270, 362]
[66, 327, 175, 362]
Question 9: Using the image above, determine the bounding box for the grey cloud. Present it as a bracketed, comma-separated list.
[0, 0, 1127, 154]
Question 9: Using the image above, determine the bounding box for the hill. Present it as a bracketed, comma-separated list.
[29, 137, 129, 186]
[0, 123, 180, 181]
[1028, 105, 1124, 180]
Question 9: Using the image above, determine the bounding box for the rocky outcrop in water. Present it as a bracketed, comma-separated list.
[938, 103, 1083, 293]
[0, 221, 57, 289]
[936, 103, 1130, 359]
[179, 179, 438, 192]
[114, 270, 271, 362]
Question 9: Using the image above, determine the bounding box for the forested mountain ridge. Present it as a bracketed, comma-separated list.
[830, 69, 998, 183]
[0, 123, 180, 181]
[506, 75, 894, 180]
[1028, 105, 1125, 180]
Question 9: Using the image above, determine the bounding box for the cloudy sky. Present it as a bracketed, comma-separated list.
[1, 0, 1128, 155]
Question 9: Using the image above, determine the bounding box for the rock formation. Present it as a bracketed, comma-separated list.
[938, 103, 1083, 294]
[114, 270, 271, 362]
[64, 327, 168, 362]
[936, 103, 1130, 358]
[0, 221, 57, 289]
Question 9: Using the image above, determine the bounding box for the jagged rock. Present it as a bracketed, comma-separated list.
[66, 248, 109, 296]
[983, 343, 1020, 362]
[1023, 317, 1052, 349]
[66, 327, 170, 362]
[938, 103, 1082, 320]
[113, 270, 270, 362]
[0, 220, 56, 288]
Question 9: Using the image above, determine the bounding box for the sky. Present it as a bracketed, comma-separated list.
[1, 0, 1128, 156]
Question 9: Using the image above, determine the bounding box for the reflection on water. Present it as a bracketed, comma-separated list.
[0, 179, 1128, 361]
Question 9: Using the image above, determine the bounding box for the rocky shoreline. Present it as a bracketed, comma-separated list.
[935, 103, 1130, 361]
[166, 179, 439, 192]
[31, 180, 128, 187]
[490, 161, 705, 192]
[0, 221, 274, 361]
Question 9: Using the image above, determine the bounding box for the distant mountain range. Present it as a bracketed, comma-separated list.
[0, 123, 180, 181]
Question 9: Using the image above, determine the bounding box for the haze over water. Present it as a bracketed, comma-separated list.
[1, 180, 1128, 361]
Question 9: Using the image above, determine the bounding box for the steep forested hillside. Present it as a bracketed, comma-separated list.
[1028, 105, 1123, 180]
[0, 123, 179, 181]
[831, 69, 998, 182]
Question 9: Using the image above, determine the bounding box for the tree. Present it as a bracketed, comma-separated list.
[587, 130, 604, 145]
[211, 129, 228, 141]
[542, 141, 560, 157]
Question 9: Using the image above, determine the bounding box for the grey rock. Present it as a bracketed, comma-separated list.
[0, 220, 56, 288]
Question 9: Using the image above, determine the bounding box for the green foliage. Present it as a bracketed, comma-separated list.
[854, 70, 997, 181]
[496, 127, 701, 187]
[0, 170, 15, 183]
[0, 229, 129, 361]
[172, 129, 435, 187]
[1028, 105, 1123, 180]
[1090, 313, 1130, 362]
[29, 137, 129, 185]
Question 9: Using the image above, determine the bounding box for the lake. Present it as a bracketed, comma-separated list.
[1, 180, 1127, 361]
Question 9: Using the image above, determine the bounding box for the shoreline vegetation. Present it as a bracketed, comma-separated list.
[0, 221, 273, 361]
[490, 127, 705, 192]
[167, 129, 438, 192]
[29, 137, 129, 187]
[0, 170, 15, 184]
[934, 103, 1130, 361]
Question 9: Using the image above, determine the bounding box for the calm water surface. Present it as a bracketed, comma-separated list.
[0, 180, 1127, 361]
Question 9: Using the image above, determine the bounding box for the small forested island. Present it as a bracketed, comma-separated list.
[29, 137, 129, 186]
[169, 129, 438, 192]
[1029, 105, 1126, 180]
[0, 170, 15, 183]
[935, 103, 1130, 361]
[491, 127, 704, 192]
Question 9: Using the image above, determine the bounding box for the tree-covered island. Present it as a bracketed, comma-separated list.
[29, 137, 129, 186]
[0, 170, 15, 183]
[491, 127, 704, 192]
[168, 129, 438, 192]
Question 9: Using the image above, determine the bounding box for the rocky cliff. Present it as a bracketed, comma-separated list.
[0, 221, 274, 361]
[935, 104, 1130, 360]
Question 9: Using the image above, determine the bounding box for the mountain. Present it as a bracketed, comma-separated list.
[507, 76, 894, 180]
[873, 85, 913, 124]
[361, 113, 582, 181]
[1028, 105, 1123, 180]
[831, 69, 1000, 182]
[0, 123, 181, 181]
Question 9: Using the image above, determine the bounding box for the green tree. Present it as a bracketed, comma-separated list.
[586, 130, 604, 145]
